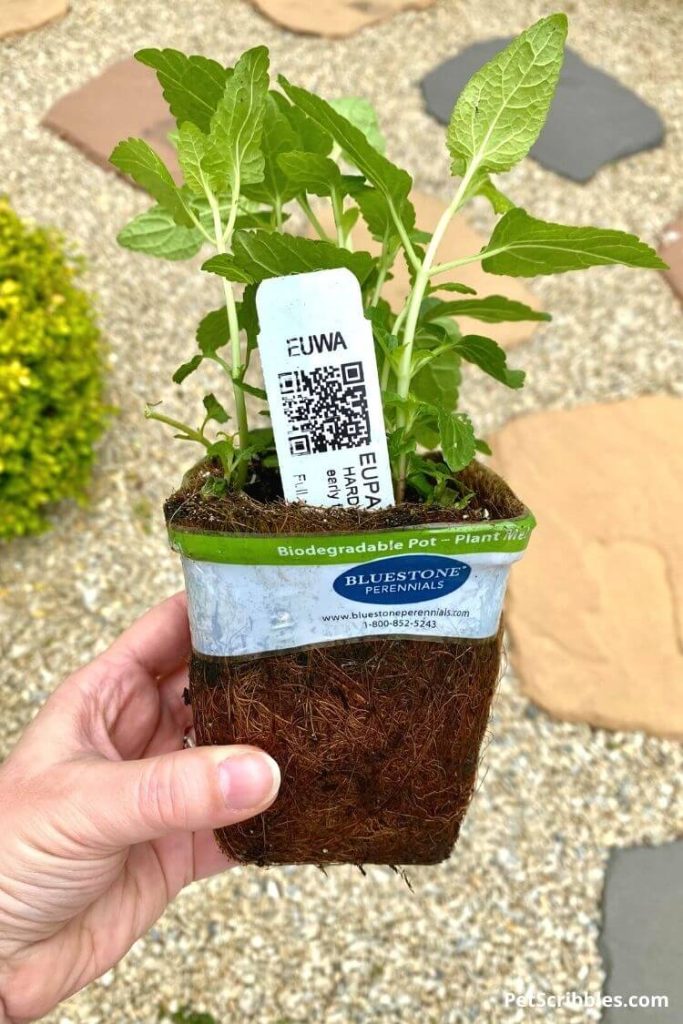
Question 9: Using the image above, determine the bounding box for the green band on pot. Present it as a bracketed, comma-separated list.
[168, 513, 536, 565]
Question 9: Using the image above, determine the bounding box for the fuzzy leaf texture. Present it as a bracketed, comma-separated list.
[196, 306, 229, 354]
[203, 392, 230, 423]
[277, 151, 345, 197]
[242, 93, 300, 207]
[447, 14, 567, 177]
[457, 335, 525, 388]
[274, 93, 333, 156]
[203, 231, 375, 285]
[176, 122, 210, 195]
[117, 206, 204, 260]
[437, 410, 477, 473]
[110, 139, 193, 226]
[328, 97, 386, 153]
[412, 349, 461, 410]
[423, 295, 550, 323]
[483, 209, 667, 276]
[356, 187, 416, 245]
[135, 48, 229, 132]
[172, 354, 203, 384]
[279, 76, 413, 215]
[202, 46, 270, 193]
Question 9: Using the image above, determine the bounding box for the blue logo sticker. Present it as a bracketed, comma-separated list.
[332, 554, 471, 605]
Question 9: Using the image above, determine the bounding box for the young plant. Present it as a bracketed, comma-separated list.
[113, 15, 665, 504]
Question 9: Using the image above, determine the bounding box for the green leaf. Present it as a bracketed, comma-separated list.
[356, 188, 415, 245]
[117, 206, 204, 260]
[203, 46, 270, 192]
[339, 206, 360, 236]
[172, 354, 203, 383]
[477, 175, 515, 214]
[196, 306, 229, 354]
[412, 348, 461, 409]
[447, 14, 567, 177]
[423, 294, 550, 323]
[412, 415, 440, 451]
[274, 93, 333, 155]
[238, 283, 259, 353]
[387, 427, 416, 460]
[475, 437, 492, 456]
[277, 151, 345, 197]
[434, 281, 477, 295]
[203, 230, 376, 285]
[329, 96, 386, 153]
[201, 476, 229, 498]
[242, 93, 300, 207]
[457, 335, 525, 388]
[279, 77, 412, 213]
[110, 139, 193, 226]
[191, 194, 272, 234]
[203, 392, 230, 423]
[482, 208, 667, 276]
[235, 379, 267, 400]
[436, 410, 476, 472]
[177, 122, 209, 195]
[135, 48, 230, 132]
[249, 426, 275, 450]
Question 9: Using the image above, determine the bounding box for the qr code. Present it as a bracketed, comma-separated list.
[278, 361, 370, 456]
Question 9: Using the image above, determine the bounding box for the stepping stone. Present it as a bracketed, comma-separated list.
[600, 841, 683, 1021]
[308, 190, 544, 348]
[0, 0, 67, 39]
[249, 0, 436, 38]
[659, 217, 683, 302]
[492, 396, 683, 737]
[42, 58, 180, 183]
[422, 41, 665, 182]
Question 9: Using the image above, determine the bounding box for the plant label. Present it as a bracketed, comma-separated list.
[257, 268, 394, 509]
[172, 514, 537, 656]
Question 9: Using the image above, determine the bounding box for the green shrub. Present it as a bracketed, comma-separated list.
[0, 197, 108, 539]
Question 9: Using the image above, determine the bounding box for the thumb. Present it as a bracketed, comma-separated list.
[75, 745, 280, 848]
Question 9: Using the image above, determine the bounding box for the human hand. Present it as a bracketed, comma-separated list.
[0, 593, 280, 1023]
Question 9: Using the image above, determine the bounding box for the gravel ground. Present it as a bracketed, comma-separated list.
[1, 0, 682, 1021]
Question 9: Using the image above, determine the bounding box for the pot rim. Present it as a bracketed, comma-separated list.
[168, 507, 535, 564]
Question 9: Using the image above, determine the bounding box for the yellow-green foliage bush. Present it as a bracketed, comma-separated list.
[0, 197, 107, 539]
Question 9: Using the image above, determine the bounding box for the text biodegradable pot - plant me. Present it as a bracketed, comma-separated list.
[165, 460, 534, 865]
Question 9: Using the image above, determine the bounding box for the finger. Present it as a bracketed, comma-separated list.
[192, 828, 235, 881]
[140, 664, 193, 759]
[76, 745, 280, 848]
[103, 591, 191, 680]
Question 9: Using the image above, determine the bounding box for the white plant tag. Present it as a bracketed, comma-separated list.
[256, 268, 394, 509]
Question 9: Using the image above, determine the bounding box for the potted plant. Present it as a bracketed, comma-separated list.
[112, 15, 664, 865]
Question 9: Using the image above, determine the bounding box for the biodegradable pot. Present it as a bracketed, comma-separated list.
[165, 460, 532, 866]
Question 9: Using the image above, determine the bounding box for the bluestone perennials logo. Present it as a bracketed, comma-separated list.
[333, 554, 471, 605]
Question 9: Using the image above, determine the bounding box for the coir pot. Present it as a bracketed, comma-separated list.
[164, 459, 534, 866]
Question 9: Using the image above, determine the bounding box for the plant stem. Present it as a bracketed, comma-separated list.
[145, 409, 209, 448]
[387, 197, 420, 272]
[186, 209, 215, 245]
[392, 303, 408, 338]
[393, 168, 476, 500]
[430, 249, 496, 277]
[331, 188, 345, 247]
[380, 353, 391, 391]
[369, 234, 393, 308]
[298, 197, 331, 240]
[208, 190, 250, 458]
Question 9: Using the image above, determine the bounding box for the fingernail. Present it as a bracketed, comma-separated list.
[218, 752, 280, 811]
